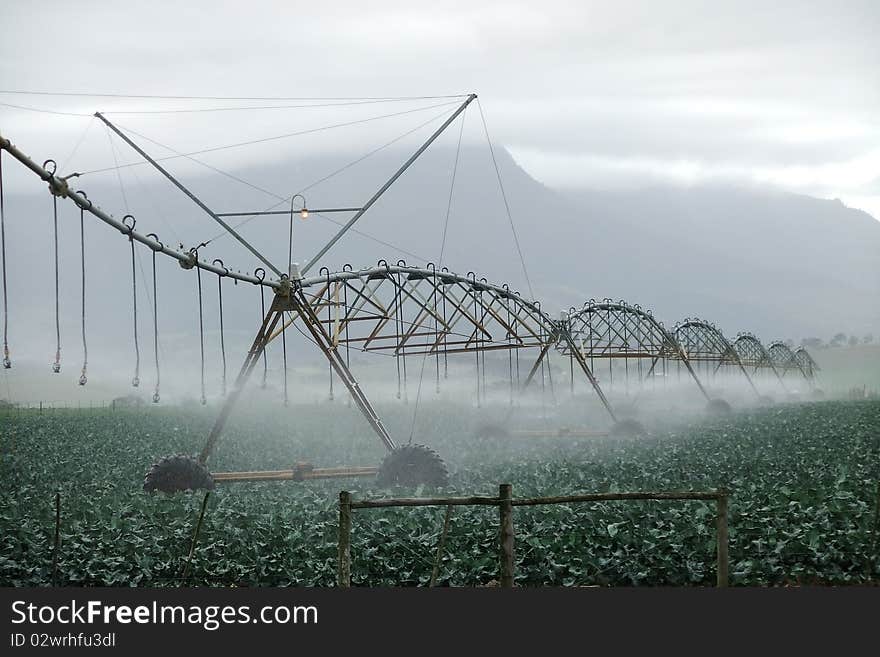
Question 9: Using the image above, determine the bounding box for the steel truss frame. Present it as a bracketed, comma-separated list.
[793, 347, 819, 380]
[673, 318, 760, 398]
[732, 332, 788, 390]
[0, 121, 618, 472]
[559, 299, 710, 401]
[196, 266, 619, 464]
[768, 341, 810, 380]
[4, 116, 813, 479]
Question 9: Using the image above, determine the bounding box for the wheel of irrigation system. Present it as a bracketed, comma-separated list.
[706, 398, 732, 415]
[376, 444, 449, 488]
[610, 418, 645, 437]
[474, 423, 510, 440]
[143, 455, 215, 493]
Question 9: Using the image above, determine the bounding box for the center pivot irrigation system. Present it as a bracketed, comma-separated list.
[0, 92, 818, 492]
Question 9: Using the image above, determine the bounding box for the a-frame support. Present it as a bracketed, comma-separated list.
[198, 286, 396, 465]
[515, 327, 619, 424]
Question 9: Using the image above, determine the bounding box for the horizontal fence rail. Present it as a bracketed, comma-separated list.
[338, 485, 729, 588]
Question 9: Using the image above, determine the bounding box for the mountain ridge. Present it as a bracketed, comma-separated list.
[2, 142, 877, 352]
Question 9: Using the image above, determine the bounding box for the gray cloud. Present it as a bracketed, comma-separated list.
[1, 0, 878, 217]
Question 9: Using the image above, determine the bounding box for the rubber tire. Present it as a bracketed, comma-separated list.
[376, 444, 449, 488]
[610, 418, 645, 437]
[706, 398, 732, 414]
[143, 455, 215, 493]
[475, 424, 510, 440]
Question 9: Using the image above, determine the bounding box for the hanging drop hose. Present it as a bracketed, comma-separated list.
[324, 269, 334, 401]
[51, 192, 61, 374]
[213, 260, 228, 396]
[392, 268, 403, 400]
[147, 233, 161, 403]
[470, 276, 480, 408]
[195, 252, 206, 405]
[77, 194, 89, 385]
[256, 270, 268, 388]
[505, 288, 514, 405]
[0, 151, 10, 369]
[123, 216, 140, 387]
[397, 267, 408, 403]
[343, 269, 352, 407]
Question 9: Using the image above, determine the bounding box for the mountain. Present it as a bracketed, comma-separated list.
[1, 140, 877, 385]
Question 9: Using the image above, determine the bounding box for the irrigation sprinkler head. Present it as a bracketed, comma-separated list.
[278, 274, 292, 296]
[78, 372, 87, 386]
[178, 248, 197, 270]
[152, 391, 160, 404]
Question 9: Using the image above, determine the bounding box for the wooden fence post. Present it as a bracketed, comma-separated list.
[338, 491, 352, 587]
[499, 483, 515, 587]
[51, 492, 61, 586]
[430, 505, 454, 587]
[869, 480, 880, 576]
[716, 489, 729, 588]
[181, 492, 211, 584]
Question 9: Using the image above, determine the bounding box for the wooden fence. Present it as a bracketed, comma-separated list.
[338, 485, 729, 587]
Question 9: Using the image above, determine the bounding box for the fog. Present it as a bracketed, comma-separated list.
[1, 1, 878, 415]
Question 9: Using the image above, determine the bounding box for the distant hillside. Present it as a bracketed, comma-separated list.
[1, 141, 877, 378]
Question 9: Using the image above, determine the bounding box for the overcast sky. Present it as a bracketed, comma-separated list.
[1, 0, 878, 218]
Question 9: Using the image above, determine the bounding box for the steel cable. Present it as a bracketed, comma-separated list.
[77, 100, 461, 178]
[476, 99, 534, 300]
[78, 204, 88, 385]
[0, 89, 467, 101]
[0, 151, 10, 368]
[150, 243, 160, 403]
[129, 234, 140, 387]
[52, 195, 61, 373]
[217, 274, 227, 396]
[259, 286, 268, 388]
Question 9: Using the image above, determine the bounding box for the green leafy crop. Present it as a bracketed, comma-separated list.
[1, 399, 878, 586]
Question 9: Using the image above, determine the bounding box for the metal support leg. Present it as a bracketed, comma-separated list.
[501, 343, 554, 425]
[735, 360, 761, 399]
[199, 300, 283, 463]
[644, 355, 660, 380]
[519, 343, 552, 392]
[291, 288, 397, 451]
[769, 364, 788, 393]
[559, 332, 617, 423]
[677, 352, 711, 402]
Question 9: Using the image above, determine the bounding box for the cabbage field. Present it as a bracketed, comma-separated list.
[1, 399, 878, 586]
